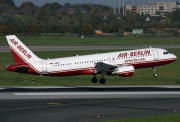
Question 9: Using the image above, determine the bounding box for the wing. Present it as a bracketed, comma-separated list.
[95, 62, 117, 73]
[95, 62, 135, 77]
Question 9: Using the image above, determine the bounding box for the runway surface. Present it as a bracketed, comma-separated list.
[1, 86, 180, 99]
[0, 45, 180, 52]
[1, 86, 180, 122]
[0, 98, 180, 122]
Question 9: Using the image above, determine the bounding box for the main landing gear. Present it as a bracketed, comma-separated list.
[91, 75, 98, 83]
[91, 72, 106, 84]
[91, 76, 106, 84]
[152, 67, 158, 77]
[99, 78, 106, 84]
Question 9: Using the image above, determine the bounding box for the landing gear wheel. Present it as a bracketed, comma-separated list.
[152, 67, 158, 77]
[99, 78, 106, 84]
[154, 73, 158, 77]
[91, 77, 98, 83]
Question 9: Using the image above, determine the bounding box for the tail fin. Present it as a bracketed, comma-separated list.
[6, 35, 41, 64]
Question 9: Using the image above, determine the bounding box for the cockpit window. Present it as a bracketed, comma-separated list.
[163, 51, 169, 55]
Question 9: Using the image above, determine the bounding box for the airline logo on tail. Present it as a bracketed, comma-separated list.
[6, 35, 41, 64]
[9, 39, 32, 59]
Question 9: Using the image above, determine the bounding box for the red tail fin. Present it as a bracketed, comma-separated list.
[10, 48, 26, 64]
[6, 35, 41, 64]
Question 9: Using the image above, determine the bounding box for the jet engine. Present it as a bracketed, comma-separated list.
[111, 66, 134, 77]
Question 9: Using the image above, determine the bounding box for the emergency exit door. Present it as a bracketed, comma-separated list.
[152, 50, 159, 60]
[41, 62, 47, 72]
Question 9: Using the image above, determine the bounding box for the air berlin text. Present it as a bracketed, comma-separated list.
[118, 50, 150, 58]
[10, 39, 32, 59]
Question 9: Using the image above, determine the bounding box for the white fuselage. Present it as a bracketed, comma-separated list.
[29, 48, 176, 76]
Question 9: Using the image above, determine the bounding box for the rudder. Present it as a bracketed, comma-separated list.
[6, 35, 41, 64]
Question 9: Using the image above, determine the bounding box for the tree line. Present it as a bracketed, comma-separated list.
[0, 0, 180, 35]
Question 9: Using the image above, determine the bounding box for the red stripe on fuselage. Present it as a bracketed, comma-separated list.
[128, 58, 176, 69]
[40, 58, 176, 76]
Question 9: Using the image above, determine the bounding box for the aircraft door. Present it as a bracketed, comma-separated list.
[108, 57, 115, 63]
[41, 62, 47, 72]
[152, 50, 159, 60]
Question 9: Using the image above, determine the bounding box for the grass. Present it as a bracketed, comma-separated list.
[106, 114, 180, 122]
[0, 48, 179, 86]
[0, 37, 180, 46]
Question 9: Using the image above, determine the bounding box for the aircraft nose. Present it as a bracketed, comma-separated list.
[171, 54, 177, 61]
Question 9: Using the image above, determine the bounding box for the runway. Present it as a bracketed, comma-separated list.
[0, 86, 180, 122]
[0, 45, 180, 52]
[1, 86, 180, 99]
[0, 98, 180, 122]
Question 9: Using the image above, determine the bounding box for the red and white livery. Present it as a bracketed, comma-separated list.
[6, 35, 177, 84]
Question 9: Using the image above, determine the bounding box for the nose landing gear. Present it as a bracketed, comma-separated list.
[152, 67, 158, 77]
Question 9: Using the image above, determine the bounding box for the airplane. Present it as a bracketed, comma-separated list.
[6, 35, 177, 84]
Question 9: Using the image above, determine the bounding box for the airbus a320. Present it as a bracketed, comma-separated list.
[6, 35, 177, 84]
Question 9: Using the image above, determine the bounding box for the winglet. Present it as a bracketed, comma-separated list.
[6, 35, 41, 64]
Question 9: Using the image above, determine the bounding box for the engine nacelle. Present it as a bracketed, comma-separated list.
[111, 66, 134, 77]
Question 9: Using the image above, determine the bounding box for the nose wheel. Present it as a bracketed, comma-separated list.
[152, 67, 158, 77]
[154, 73, 158, 77]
